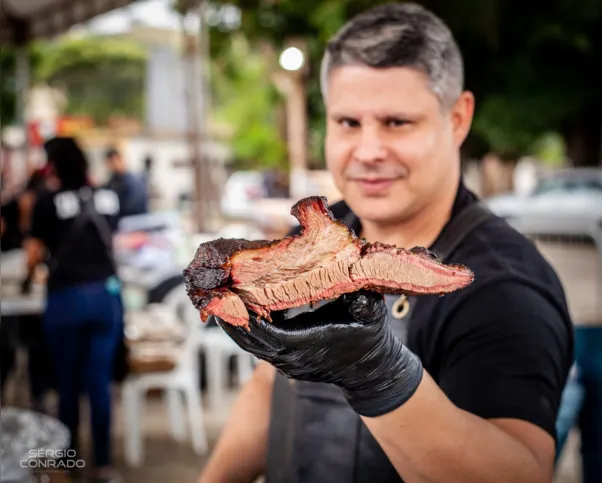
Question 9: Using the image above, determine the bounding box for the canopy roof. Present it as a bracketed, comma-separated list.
[1, 0, 139, 45]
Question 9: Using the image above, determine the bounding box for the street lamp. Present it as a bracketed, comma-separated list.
[279, 47, 305, 72]
[276, 42, 308, 200]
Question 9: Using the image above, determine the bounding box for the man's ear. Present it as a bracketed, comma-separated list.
[450, 91, 475, 147]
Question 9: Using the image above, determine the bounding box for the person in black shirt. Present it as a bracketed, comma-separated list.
[1, 164, 54, 254]
[1, 196, 23, 252]
[197, 4, 574, 483]
[25, 137, 122, 483]
[104, 147, 148, 218]
[19, 164, 57, 237]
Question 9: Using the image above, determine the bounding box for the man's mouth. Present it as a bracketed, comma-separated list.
[349, 177, 400, 194]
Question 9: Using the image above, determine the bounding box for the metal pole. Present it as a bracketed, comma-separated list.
[198, 1, 214, 228]
[15, 45, 31, 173]
[181, 11, 205, 232]
[288, 75, 308, 200]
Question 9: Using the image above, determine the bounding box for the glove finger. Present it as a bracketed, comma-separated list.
[272, 297, 350, 330]
[216, 317, 281, 359]
[258, 298, 354, 346]
[343, 290, 387, 326]
[258, 315, 328, 347]
[246, 314, 287, 352]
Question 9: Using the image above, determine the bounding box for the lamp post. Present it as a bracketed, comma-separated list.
[278, 42, 309, 200]
[178, 0, 211, 233]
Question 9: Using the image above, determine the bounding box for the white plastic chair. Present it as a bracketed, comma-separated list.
[121, 293, 208, 467]
[199, 320, 256, 411]
[177, 292, 256, 412]
[188, 223, 261, 411]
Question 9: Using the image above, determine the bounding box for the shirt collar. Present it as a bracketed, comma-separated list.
[341, 179, 478, 250]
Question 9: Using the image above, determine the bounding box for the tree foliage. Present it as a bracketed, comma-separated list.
[36, 36, 148, 125]
[0, 50, 17, 129]
[210, 34, 287, 170]
[207, 0, 602, 165]
[0, 46, 42, 129]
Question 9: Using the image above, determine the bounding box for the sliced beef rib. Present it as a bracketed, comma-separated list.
[184, 196, 474, 327]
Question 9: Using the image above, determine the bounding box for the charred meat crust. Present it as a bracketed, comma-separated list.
[184, 196, 474, 326]
[183, 238, 268, 291]
[186, 287, 220, 314]
[184, 197, 353, 292]
[183, 197, 350, 315]
[290, 196, 357, 239]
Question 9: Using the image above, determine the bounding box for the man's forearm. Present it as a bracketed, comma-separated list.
[199, 362, 275, 483]
[24, 238, 44, 278]
[361, 371, 552, 483]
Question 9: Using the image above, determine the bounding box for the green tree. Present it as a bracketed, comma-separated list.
[207, 0, 602, 166]
[211, 34, 287, 170]
[0, 49, 17, 129]
[0, 46, 41, 130]
[36, 36, 148, 125]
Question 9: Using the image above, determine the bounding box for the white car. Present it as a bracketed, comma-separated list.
[220, 171, 268, 220]
[484, 167, 602, 238]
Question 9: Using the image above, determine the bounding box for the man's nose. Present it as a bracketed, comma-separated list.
[353, 127, 387, 163]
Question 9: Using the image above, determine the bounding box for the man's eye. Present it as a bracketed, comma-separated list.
[386, 118, 410, 127]
[339, 118, 360, 128]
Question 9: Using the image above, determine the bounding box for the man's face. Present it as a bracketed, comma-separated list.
[107, 154, 123, 173]
[325, 65, 474, 225]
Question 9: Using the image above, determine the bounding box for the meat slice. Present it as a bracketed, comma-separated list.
[184, 196, 474, 327]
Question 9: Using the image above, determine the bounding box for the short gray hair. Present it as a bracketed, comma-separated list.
[320, 3, 464, 108]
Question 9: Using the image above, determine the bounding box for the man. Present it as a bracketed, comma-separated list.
[198, 4, 573, 482]
[104, 147, 148, 218]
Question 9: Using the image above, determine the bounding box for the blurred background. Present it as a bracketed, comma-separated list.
[1, 1, 601, 482]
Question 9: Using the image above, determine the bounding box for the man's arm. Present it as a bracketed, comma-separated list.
[22, 195, 50, 290]
[362, 372, 554, 483]
[18, 190, 36, 233]
[24, 237, 46, 274]
[361, 281, 570, 483]
[212, 281, 570, 483]
[199, 361, 275, 483]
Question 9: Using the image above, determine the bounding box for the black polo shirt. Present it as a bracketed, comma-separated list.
[298, 182, 574, 438]
[30, 187, 120, 291]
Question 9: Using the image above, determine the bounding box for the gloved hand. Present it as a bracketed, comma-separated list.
[217, 290, 423, 417]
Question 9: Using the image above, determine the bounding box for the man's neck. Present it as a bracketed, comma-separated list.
[111, 170, 128, 181]
[360, 186, 459, 249]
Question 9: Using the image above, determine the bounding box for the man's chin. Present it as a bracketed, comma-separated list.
[348, 196, 413, 225]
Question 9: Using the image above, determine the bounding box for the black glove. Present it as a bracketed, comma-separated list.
[217, 290, 423, 418]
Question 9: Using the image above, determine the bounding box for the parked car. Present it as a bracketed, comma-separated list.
[220, 171, 268, 220]
[484, 167, 602, 238]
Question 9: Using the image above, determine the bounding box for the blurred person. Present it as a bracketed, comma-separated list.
[0, 143, 17, 392]
[24, 136, 122, 483]
[1, 153, 55, 412]
[18, 163, 57, 235]
[1, 194, 23, 252]
[142, 154, 153, 185]
[1, 160, 55, 254]
[0, 148, 13, 246]
[104, 147, 148, 217]
[0, 320, 16, 401]
[263, 169, 289, 198]
[142, 154, 162, 206]
[1, 142, 11, 199]
[197, 4, 573, 483]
